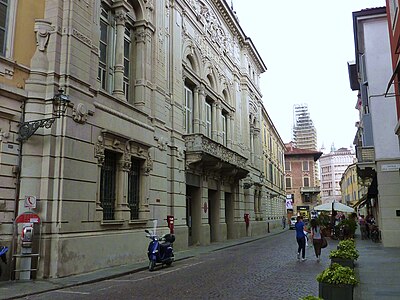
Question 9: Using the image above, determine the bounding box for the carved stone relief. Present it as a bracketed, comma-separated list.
[73, 103, 88, 124]
[34, 19, 52, 52]
[95, 135, 105, 166]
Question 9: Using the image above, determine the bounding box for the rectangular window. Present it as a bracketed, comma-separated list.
[123, 27, 131, 100]
[205, 102, 211, 137]
[184, 86, 193, 133]
[98, 4, 115, 92]
[100, 150, 117, 220]
[285, 161, 291, 171]
[128, 158, 140, 220]
[285, 177, 291, 189]
[269, 162, 273, 182]
[0, 0, 8, 56]
[221, 114, 227, 146]
[302, 161, 309, 171]
[263, 126, 267, 144]
[303, 177, 310, 187]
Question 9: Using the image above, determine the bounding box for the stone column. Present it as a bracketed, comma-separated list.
[211, 102, 217, 140]
[94, 136, 105, 220]
[112, 7, 127, 100]
[193, 87, 200, 133]
[227, 113, 233, 148]
[250, 125, 254, 164]
[216, 101, 222, 144]
[199, 87, 206, 135]
[115, 152, 131, 220]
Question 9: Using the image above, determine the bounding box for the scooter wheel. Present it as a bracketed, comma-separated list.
[149, 260, 155, 271]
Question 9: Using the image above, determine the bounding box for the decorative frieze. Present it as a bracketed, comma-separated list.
[72, 28, 92, 47]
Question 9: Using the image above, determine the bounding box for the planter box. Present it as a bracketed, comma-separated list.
[319, 282, 354, 300]
[331, 257, 354, 269]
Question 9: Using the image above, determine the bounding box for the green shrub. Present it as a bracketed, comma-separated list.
[338, 218, 357, 237]
[299, 296, 323, 300]
[316, 263, 359, 285]
[317, 213, 330, 228]
[329, 246, 359, 260]
[337, 238, 356, 251]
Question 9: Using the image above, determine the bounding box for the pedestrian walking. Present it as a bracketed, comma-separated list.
[359, 215, 367, 240]
[310, 218, 323, 262]
[295, 216, 308, 261]
[282, 216, 286, 229]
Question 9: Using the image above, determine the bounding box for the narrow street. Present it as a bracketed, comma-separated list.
[17, 231, 336, 300]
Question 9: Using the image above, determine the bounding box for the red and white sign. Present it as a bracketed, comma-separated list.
[15, 212, 41, 224]
[24, 196, 37, 208]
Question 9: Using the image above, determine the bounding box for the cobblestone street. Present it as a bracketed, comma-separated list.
[17, 231, 337, 300]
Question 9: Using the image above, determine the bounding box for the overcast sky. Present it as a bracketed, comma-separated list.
[232, 0, 386, 152]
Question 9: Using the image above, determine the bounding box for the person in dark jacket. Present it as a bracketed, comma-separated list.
[295, 216, 308, 261]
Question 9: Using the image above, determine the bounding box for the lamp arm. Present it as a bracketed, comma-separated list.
[18, 117, 57, 141]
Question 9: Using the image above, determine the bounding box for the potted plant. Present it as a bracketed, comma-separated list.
[317, 263, 359, 300]
[299, 296, 323, 300]
[337, 218, 358, 239]
[329, 242, 359, 268]
[317, 213, 331, 237]
[337, 238, 356, 250]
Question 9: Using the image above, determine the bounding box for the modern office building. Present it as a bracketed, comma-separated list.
[350, 6, 400, 247]
[319, 147, 355, 204]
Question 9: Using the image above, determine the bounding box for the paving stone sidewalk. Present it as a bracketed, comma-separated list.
[0, 226, 399, 300]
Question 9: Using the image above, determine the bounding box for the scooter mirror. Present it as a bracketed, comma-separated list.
[145, 229, 150, 234]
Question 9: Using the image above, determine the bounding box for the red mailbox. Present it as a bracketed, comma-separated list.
[167, 215, 174, 234]
[244, 213, 250, 227]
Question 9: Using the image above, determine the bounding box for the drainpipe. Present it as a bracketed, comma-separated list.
[9, 100, 25, 280]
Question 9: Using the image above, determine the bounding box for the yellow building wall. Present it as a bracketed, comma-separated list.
[0, 0, 45, 87]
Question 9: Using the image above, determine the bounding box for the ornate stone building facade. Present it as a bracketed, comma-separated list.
[0, 0, 285, 280]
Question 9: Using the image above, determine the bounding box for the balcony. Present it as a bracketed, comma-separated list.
[356, 146, 376, 180]
[300, 186, 320, 194]
[184, 133, 249, 180]
[357, 146, 375, 163]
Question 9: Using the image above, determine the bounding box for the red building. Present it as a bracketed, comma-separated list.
[284, 142, 323, 220]
[385, 1, 400, 137]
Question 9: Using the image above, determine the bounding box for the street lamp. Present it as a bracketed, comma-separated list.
[18, 89, 70, 141]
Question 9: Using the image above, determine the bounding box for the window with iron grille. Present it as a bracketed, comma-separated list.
[128, 158, 141, 220]
[100, 150, 117, 220]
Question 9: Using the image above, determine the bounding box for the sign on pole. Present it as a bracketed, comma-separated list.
[24, 196, 37, 209]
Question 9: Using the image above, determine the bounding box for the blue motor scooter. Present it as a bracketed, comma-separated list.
[145, 229, 175, 271]
[0, 245, 8, 277]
